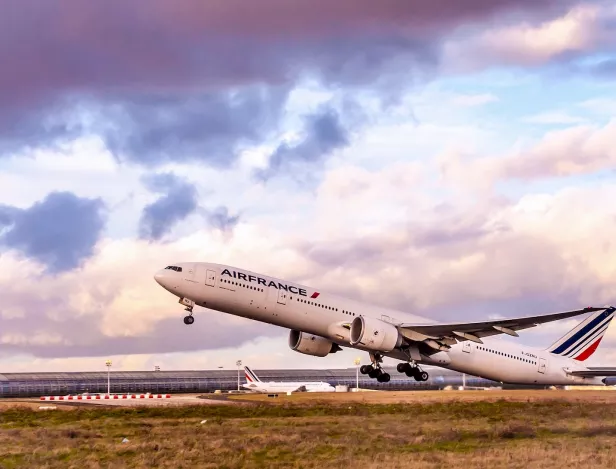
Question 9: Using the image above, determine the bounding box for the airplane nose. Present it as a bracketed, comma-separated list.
[154, 271, 165, 286]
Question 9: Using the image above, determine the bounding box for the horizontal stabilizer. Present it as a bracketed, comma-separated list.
[567, 367, 616, 378]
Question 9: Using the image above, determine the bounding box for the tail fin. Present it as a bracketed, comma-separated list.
[244, 366, 261, 383]
[547, 306, 615, 361]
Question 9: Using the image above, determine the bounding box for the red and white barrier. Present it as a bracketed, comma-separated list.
[39, 394, 172, 401]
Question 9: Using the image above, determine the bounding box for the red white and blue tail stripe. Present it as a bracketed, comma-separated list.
[244, 366, 261, 383]
[547, 307, 615, 361]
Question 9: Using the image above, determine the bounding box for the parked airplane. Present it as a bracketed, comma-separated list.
[154, 262, 616, 386]
[242, 366, 335, 393]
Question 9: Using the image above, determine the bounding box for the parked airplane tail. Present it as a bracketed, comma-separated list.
[546, 306, 615, 361]
[244, 366, 261, 383]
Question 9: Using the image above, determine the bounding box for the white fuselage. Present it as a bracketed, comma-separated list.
[243, 381, 336, 393]
[155, 262, 604, 387]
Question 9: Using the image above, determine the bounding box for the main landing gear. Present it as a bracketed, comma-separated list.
[397, 362, 429, 381]
[180, 298, 195, 325]
[359, 353, 391, 383]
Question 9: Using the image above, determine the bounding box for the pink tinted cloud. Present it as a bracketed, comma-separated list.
[440, 119, 616, 188]
[444, 3, 616, 70]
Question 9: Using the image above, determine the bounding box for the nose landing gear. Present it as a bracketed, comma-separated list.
[180, 298, 195, 325]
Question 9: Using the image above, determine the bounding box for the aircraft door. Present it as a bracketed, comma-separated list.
[462, 341, 472, 353]
[205, 269, 216, 287]
[538, 357, 547, 374]
[277, 288, 287, 305]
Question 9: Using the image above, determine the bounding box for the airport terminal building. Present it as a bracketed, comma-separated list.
[0, 367, 503, 398]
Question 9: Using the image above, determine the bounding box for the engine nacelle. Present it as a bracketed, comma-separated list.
[350, 315, 403, 352]
[289, 330, 341, 357]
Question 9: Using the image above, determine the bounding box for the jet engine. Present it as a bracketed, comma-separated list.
[289, 330, 342, 357]
[350, 315, 404, 352]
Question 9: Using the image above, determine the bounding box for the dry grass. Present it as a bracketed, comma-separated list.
[1, 391, 616, 468]
[227, 388, 616, 405]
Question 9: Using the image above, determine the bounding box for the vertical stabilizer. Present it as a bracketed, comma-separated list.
[244, 366, 261, 383]
[547, 307, 615, 361]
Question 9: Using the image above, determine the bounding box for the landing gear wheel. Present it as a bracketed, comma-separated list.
[397, 362, 408, 373]
[377, 372, 391, 383]
[367, 352, 387, 380]
[183, 315, 194, 325]
[360, 365, 373, 375]
[419, 371, 429, 381]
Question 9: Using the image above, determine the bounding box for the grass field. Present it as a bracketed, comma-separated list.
[2, 390, 616, 468]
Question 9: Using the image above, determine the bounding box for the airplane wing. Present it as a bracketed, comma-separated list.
[567, 367, 616, 377]
[398, 306, 610, 350]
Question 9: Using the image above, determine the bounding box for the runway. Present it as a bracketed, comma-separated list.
[0, 393, 239, 409]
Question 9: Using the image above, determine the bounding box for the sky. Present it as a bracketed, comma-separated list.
[1, 0, 616, 373]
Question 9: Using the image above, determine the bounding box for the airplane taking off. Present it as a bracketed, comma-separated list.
[242, 366, 335, 393]
[154, 262, 616, 387]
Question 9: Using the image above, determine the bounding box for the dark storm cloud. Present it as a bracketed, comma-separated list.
[256, 104, 351, 181]
[139, 173, 199, 241]
[0, 0, 580, 166]
[0, 192, 106, 273]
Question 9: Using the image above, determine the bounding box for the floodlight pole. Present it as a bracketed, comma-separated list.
[354, 358, 361, 390]
[105, 360, 112, 395]
[236, 360, 242, 391]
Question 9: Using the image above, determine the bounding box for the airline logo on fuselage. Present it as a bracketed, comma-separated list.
[221, 268, 316, 297]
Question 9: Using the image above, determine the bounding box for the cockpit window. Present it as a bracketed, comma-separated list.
[164, 265, 183, 272]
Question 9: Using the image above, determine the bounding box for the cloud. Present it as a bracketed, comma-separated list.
[440, 119, 616, 187]
[0, 206, 20, 229]
[588, 58, 616, 78]
[497, 119, 616, 180]
[139, 173, 199, 241]
[296, 184, 616, 322]
[0, 174, 615, 362]
[578, 97, 616, 115]
[0, 192, 106, 273]
[0, 225, 297, 359]
[444, 3, 616, 70]
[138, 172, 241, 240]
[255, 104, 352, 181]
[207, 206, 240, 232]
[99, 86, 290, 168]
[0, 0, 579, 163]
